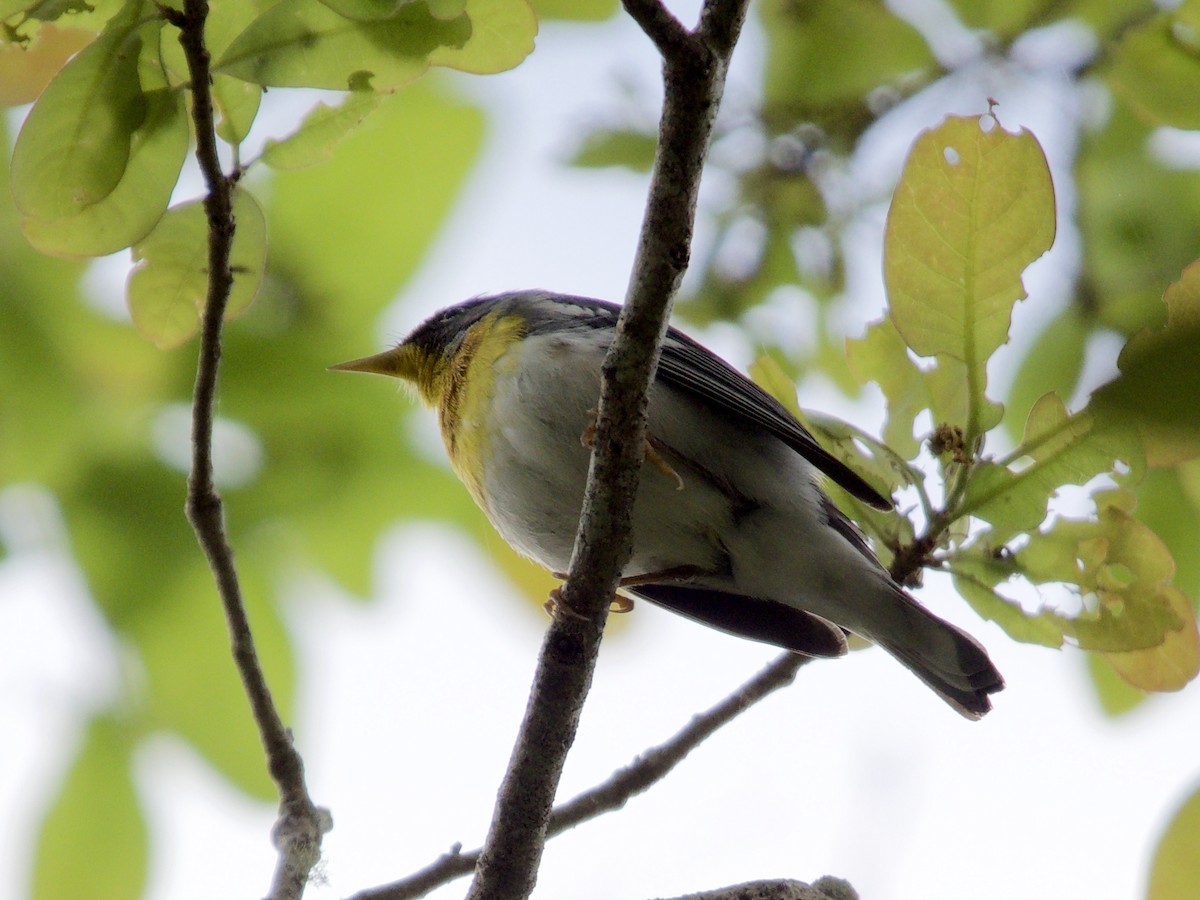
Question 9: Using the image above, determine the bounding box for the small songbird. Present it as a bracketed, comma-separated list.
[333, 291, 1004, 718]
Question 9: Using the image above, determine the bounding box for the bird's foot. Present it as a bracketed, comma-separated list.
[543, 586, 589, 621]
[544, 584, 636, 617]
[644, 437, 684, 491]
[580, 408, 684, 490]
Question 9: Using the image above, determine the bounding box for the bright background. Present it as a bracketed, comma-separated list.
[3, 3, 1200, 899]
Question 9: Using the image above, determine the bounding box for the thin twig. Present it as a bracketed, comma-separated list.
[354, 653, 808, 900]
[461, 2, 751, 898]
[651, 876, 859, 900]
[170, 2, 327, 898]
[548, 652, 806, 831]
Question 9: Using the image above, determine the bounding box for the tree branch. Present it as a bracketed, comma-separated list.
[170, 2, 327, 897]
[353, 653, 808, 900]
[462, 1, 751, 898]
[652, 876, 859, 900]
[621, 0, 689, 55]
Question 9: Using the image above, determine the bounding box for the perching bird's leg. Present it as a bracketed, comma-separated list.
[545, 564, 704, 619]
[544, 586, 589, 621]
[544, 585, 633, 618]
[645, 437, 685, 491]
[581, 408, 684, 490]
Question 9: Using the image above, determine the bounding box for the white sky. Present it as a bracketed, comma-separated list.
[3, 5, 1200, 900]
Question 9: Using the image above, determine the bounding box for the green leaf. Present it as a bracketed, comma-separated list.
[128, 556, 292, 797]
[951, 557, 1066, 648]
[0, 0, 34, 19]
[962, 396, 1140, 542]
[924, 353, 1004, 439]
[1004, 306, 1088, 444]
[1137, 467, 1200, 600]
[1086, 651, 1147, 716]
[157, 0, 265, 145]
[269, 80, 485, 313]
[427, 0, 536, 74]
[845, 318, 926, 459]
[884, 114, 1056, 443]
[33, 716, 146, 900]
[760, 0, 933, 108]
[1148, 781, 1200, 900]
[1019, 508, 1199, 673]
[213, 75, 262, 145]
[20, 84, 190, 257]
[426, 0, 467, 17]
[530, 0, 614, 19]
[1109, 3, 1200, 130]
[319, 0, 429, 20]
[216, 0, 470, 89]
[10, 1, 148, 222]
[1096, 259, 1200, 465]
[953, 499, 1200, 675]
[4, 0, 124, 28]
[260, 87, 386, 171]
[944, 0, 1043, 34]
[1076, 103, 1200, 335]
[127, 189, 268, 348]
[157, 0, 265, 78]
[568, 127, 658, 173]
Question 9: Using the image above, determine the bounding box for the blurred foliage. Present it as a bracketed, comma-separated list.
[1, 0, 540, 895]
[1148, 779, 1200, 900]
[568, 3, 1200, 896]
[4, 0, 1200, 897]
[32, 716, 146, 900]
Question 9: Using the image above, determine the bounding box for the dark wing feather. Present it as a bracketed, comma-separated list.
[630, 584, 848, 658]
[656, 329, 893, 510]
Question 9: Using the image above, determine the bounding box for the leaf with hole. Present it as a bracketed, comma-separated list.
[885, 114, 1055, 443]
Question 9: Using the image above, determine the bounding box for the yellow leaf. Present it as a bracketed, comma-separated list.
[1104, 586, 1200, 692]
[884, 113, 1055, 442]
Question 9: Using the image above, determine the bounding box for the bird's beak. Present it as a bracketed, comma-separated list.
[328, 347, 406, 377]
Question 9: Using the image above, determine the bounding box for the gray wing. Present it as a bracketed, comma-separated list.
[656, 329, 893, 510]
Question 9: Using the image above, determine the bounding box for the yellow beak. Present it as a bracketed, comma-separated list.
[328, 347, 408, 377]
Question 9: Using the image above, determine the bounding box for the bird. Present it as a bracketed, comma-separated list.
[332, 290, 1004, 718]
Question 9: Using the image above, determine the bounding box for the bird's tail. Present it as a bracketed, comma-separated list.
[868, 587, 1005, 719]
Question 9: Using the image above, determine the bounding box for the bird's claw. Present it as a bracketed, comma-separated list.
[544, 585, 636, 617]
[580, 408, 683, 490]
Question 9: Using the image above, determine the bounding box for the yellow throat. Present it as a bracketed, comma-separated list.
[331, 311, 525, 512]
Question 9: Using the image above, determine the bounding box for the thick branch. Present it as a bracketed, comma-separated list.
[462, 2, 751, 898]
[355, 653, 807, 900]
[171, 2, 327, 897]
